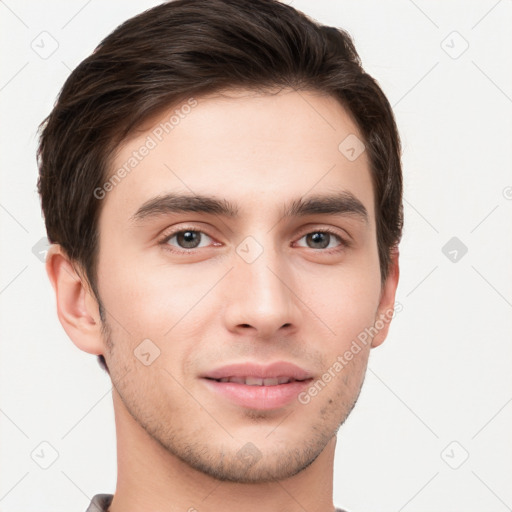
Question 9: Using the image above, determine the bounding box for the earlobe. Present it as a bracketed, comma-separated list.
[46, 244, 105, 355]
[371, 247, 400, 348]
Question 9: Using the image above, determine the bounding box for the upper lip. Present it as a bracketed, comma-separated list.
[202, 361, 313, 381]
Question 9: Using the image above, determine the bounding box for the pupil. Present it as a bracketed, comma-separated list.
[179, 230, 199, 248]
[309, 232, 328, 249]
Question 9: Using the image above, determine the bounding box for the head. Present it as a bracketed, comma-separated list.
[38, 0, 402, 483]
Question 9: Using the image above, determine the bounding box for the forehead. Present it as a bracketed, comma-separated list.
[100, 88, 374, 228]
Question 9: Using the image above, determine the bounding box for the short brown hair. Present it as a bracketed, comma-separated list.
[37, 0, 403, 373]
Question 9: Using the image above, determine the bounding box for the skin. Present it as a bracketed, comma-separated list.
[46, 88, 399, 512]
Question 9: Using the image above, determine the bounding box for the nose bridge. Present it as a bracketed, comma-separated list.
[224, 233, 300, 336]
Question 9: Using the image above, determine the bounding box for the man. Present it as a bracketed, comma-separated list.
[37, 0, 402, 510]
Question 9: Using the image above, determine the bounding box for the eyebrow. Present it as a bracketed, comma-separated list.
[130, 191, 368, 224]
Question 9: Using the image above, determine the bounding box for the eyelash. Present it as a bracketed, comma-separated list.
[158, 226, 351, 255]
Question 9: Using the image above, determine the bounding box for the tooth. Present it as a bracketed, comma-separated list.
[229, 377, 246, 384]
[263, 378, 279, 386]
[245, 377, 264, 386]
[277, 377, 290, 384]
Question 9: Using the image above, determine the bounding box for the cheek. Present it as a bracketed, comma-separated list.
[97, 249, 224, 341]
[294, 262, 381, 345]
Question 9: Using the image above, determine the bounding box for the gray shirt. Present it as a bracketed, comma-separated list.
[85, 493, 348, 512]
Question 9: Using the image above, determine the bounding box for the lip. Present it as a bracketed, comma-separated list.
[201, 361, 313, 410]
[202, 361, 313, 381]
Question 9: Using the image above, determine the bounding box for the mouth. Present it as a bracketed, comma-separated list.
[201, 362, 314, 410]
[206, 376, 308, 385]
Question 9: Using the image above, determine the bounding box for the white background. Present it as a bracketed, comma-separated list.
[1, 1, 511, 511]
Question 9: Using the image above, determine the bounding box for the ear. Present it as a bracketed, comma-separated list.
[371, 247, 400, 348]
[45, 244, 105, 356]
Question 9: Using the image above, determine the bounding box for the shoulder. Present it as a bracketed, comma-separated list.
[85, 494, 113, 512]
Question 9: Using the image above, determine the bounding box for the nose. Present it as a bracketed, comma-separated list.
[222, 240, 302, 340]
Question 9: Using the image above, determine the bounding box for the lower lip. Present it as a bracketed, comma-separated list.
[202, 378, 312, 410]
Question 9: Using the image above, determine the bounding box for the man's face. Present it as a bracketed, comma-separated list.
[94, 88, 393, 482]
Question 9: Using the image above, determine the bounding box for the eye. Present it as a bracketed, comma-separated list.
[160, 228, 216, 253]
[295, 229, 348, 252]
[158, 226, 350, 256]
